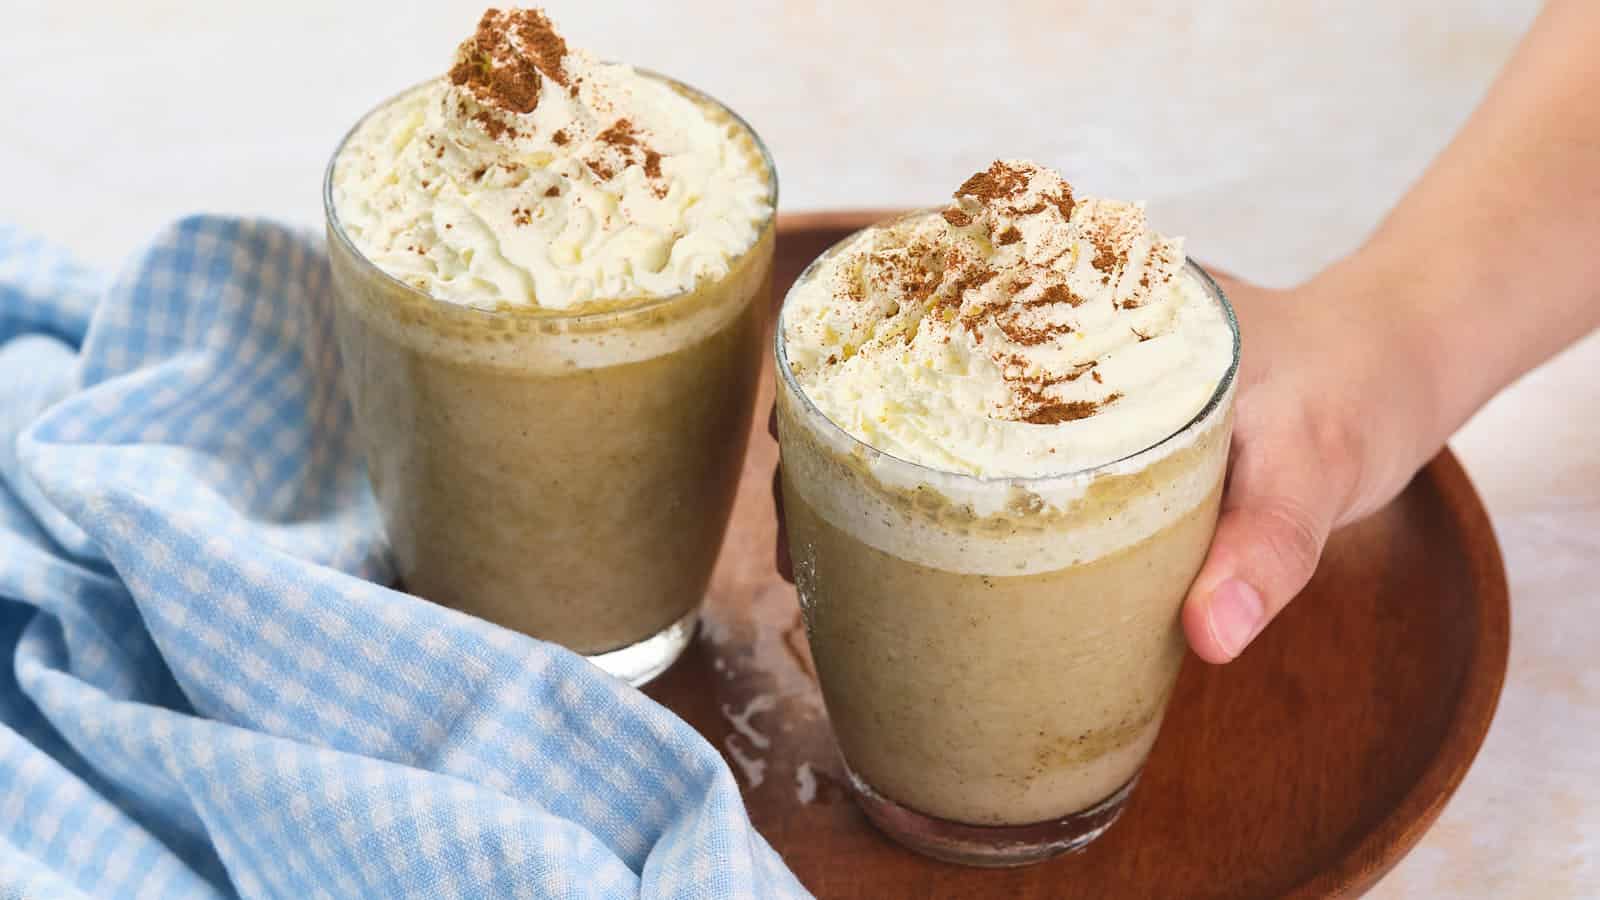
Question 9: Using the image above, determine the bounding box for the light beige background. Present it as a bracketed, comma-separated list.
[6, 1, 1596, 896]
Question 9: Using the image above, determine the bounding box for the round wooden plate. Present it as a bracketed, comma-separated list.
[645, 212, 1510, 899]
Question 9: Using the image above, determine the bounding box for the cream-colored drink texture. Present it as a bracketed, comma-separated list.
[326, 8, 774, 663]
[779, 161, 1233, 825]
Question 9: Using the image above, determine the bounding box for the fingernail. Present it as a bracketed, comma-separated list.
[1208, 579, 1265, 659]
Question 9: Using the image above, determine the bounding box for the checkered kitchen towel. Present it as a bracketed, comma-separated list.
[0, 217, 809, 899]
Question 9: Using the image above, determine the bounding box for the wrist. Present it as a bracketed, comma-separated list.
[1301, 254, 1464, 512]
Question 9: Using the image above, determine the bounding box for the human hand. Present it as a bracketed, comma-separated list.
[1180, 267, 1444, 662]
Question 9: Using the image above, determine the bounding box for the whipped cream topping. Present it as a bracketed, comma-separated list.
[331, 8, 772, 311]
[782, 160, 1233, 479]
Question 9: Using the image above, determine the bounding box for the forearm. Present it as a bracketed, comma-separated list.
[1322, 0, 1600, 449]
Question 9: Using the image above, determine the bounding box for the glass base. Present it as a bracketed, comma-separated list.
[846, 765, 1139, 867]
[587, 607, 699, 687]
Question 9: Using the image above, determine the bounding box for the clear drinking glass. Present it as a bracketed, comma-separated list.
[323, 75, 776, 686]
[774, 222, 1239, 865]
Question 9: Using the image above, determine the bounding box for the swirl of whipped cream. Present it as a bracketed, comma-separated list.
[331, 8, 773, 311]
[782, 160, 1233, 479]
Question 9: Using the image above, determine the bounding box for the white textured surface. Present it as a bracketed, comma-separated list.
[7, 1, 1594, 896]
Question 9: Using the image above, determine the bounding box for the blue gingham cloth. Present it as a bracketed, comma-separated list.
[0, 218, 809, 899]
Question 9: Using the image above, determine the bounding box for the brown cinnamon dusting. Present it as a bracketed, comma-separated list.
[449, 10, 567, 116]
[596, 119, 637, 149]
[1063, 361, 1096, 382]
[949, 264, 997, 297]
[544, 185, 561, 197]
[472, 110, 520, 141]
[1048, 186, 1076, 220]
[1033, 284, 1084, 307]
[1092, 244, 1120, 273]
[1000, 356, 1097, 388]
[995, 318, 1074, 345]
[510, 8, 570, 86]
[590, 119, 667, 193]
[1020, 393, 1122, 425]
[996, 225, 1021, 245]
[552, 129, 570, 146]
[942, 208, 973, 227]
[956, 161, 1032, 202]
[511, 206, 532, 226]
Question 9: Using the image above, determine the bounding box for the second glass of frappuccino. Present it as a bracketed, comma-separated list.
[325, 8, 776, 685]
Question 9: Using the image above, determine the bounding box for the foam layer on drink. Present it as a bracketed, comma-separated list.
[776, 373, 1231, 574]
[777, 162, 1236, 572]
[330, 8, 772, 313]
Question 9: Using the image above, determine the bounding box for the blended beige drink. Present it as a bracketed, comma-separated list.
[324, 9, 775, 684]
[776, 161, 1238, 865]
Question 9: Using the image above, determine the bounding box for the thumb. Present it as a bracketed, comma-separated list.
[1182, 482, 1336, 664]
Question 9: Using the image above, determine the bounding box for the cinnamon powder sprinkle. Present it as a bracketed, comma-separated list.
[942, 208, 973, 228]
[996, 225, 1022, 245]
[472, 110, 519, 141]
[1048, 187, 1076, 220]
[510, 8, 570, 86]
[1037, 284, 1083, 307]
[1020, 393, 1122, 425]
[596, 119, 639, 148]
[956, 161, 1032, 202]
[590, 118, 666, 190]
[552, 129, 570, 146]
[996, 319, 1074, 346]
[544, 185, 561, 197]
[1092, 244, 1121, 273]
[1000, 357, 1097, 387]
[449, 9, 567, 115]
[949, 264, 997, 298]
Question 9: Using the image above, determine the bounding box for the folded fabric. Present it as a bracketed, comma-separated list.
[0, 218, 810, 899]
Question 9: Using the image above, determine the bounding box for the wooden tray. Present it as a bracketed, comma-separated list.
[645, 212, 1510, 899]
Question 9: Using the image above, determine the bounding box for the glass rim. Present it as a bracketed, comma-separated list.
[773, 219, 1242, 488]
[321, 67, 779, 324]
